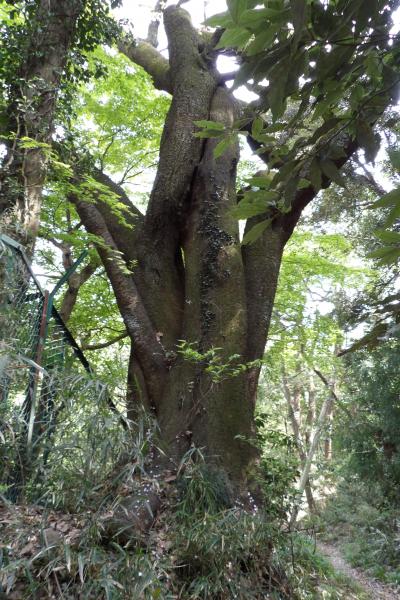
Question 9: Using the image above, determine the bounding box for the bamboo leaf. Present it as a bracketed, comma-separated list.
[78, 553, 85, 584]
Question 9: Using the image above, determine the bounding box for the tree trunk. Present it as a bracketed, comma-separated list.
[71, 5, 363, 498]
[290, 390, 335, 527]
[282, 373, 316, 515]
[0, 0, 83, 246]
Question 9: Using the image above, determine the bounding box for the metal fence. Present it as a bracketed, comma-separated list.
[0, 233, 126, 499]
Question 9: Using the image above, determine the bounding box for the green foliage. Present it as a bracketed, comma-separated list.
[257, 422, 299, 519]
[338, 342, 400, 501]
[205, 0, 400, 242]
[368, 151, 400, 265]
[73, 47, 169, 190]
[0, 0, 121, 119]
[320, 479, 400, 586]
[176, 340, 264, 382]
[0, 368, 132, 509]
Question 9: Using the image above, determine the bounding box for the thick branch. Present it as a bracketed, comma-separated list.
[82, 331, 128, 351]
[144, 5, 218, 244]
[70, 194, 167, 404]
[59, 255, 100, 322]
[118, 38, 172, 93]
[74, 165, 184, 351]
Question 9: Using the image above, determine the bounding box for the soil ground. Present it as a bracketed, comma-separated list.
[318, 540, 400, 600]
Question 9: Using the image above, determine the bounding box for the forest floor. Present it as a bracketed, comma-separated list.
[318, 540, 399, 600]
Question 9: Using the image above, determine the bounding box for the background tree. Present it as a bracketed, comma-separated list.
[0, 0, 119, 246]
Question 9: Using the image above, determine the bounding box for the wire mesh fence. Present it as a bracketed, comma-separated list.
[0, 233, 125, 501]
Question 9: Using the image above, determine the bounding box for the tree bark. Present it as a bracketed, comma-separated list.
[71, 4, 383, 496]
[0, 0, 83, 246]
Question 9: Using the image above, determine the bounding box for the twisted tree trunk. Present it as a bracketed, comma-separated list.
[72, 5, 364, 496]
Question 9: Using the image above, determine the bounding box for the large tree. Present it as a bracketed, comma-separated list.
[3, 0, 400, 499]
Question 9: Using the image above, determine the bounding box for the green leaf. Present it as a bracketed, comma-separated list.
[386, 203, 400, 227]
[320, 159, 347, 188]
[194, 130, 225, 138]
[367, 246, 400, 264]
[238, 8, 282, 27]
[246, 26, 276, 55]
[213, 134, 237, 159]
[242, 219, 271, 245]
[227, 0, 248, 23]
[268, 69, 287, 121]
[233, 200, 268, 219]
[309, 118, 341, 145]
[216, 27, 252, 49]
[373, 188, 400, 208]
[309, 158, 322, 191]
[251, 116, 264, 138]
[316, 45, 354, 79]
[388, 149, 400, 171]
[232, 190, 278, 219]
[205, 11, 234, 28]
[356, 121, 380, 163]
[282, 173, 300, 210]
[365, 50, 381, 81]
[194, 120, 225, 130]
[246, 175, 272, 188]
[291, 0, 307, 39]
[374, 229, 400, 243]
[312, 87, 344, 121]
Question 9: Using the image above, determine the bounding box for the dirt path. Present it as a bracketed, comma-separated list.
[318, 541, 399, 600]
